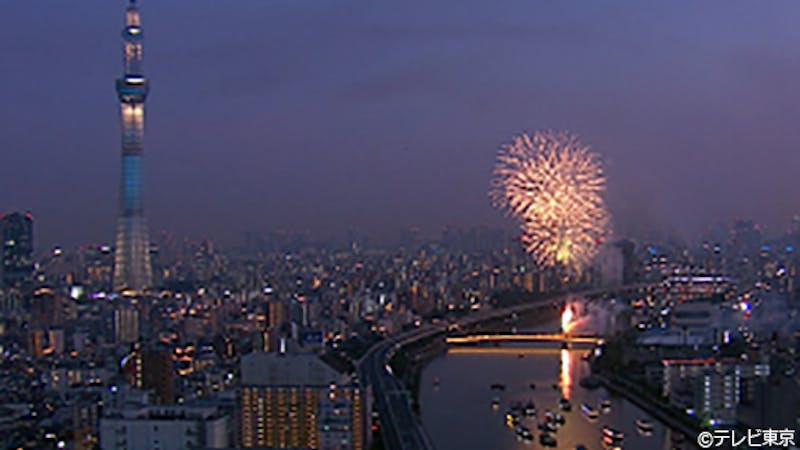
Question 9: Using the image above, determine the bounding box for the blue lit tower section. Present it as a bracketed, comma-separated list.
[113, 0, 152, 292]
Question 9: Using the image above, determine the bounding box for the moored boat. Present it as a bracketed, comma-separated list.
[505, 411, 520, 428]
[636, 418, 654, 433]
[516, 425, 533, 442]
[538, 421, 557, 433]
[523, 400, 537, 417]
[580, 403, 599, 420]
[539, 432, 557, 447]
[603, 426, 624, 441]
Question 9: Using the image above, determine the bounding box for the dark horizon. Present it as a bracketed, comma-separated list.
[4, 0, 800, 249]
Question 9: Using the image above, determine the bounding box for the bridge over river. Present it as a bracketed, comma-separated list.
[445, 332, 603, 346]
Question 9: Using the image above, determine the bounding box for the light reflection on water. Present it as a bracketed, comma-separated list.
[561, 348, 572, 401]
[420, 345, 677, 450]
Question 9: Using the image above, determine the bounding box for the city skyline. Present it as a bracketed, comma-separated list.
[4, 0, 800, 248]
[3, 3, 800, 449]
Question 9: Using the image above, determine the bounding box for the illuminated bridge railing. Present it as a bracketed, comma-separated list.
[445, 333, 603, 345]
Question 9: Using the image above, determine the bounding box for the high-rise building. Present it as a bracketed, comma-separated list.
[660, 357, 760, 426]
[129, 345, 176, 405]
[114, 305, 140, 344]
[268, 298, 287, 330]
[72, 391, 102, 450]
[29, 288, 64, 329]
[28, 329, 46, 358]
[113, 0, 152, 293]
[238, 352, 366, 450]
[264, 298, 288, 352]
[123, 345, 176, 405]
[0, 211, 33, 289]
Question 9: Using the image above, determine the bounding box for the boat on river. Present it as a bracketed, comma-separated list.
[603, 426, 625, 441]
[523, 400, 536, 417]
[636, 418, 654, 434]
[539, 433, 557, 447]
[580, 403, 599, 420]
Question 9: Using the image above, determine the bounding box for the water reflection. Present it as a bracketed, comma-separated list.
[560, 348, 572, 400]
[449, 347, 563, 356]
[420, 346, 671, 450]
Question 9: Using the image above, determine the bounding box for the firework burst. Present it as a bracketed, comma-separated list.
[491, 130, 610, 273]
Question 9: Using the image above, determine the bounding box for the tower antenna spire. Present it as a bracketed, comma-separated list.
[113, 0, 152, 293]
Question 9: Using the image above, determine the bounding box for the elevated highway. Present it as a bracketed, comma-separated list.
[356, 282, 652, 450]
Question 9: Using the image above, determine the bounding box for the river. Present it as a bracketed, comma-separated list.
[419, 305, 685, 450]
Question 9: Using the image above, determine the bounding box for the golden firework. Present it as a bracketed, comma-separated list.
[491, 130, 610, 273]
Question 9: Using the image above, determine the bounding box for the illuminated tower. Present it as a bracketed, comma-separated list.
[113, 0, 152, 292]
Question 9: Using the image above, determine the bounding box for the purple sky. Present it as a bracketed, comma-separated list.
[3, 0, 800, 248]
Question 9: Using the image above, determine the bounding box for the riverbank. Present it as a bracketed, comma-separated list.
[388, 334, 446, 413]
[596, 373, 701, 450]
[400, 303, 564, 412]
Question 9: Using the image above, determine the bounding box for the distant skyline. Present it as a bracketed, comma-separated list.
[4, 0, 800, 248]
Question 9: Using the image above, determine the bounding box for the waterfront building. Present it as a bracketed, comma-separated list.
[661, 357, 754, 426]
[693, 367, 739, 425]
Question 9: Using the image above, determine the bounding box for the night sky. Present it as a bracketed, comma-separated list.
[3, 0, 800, 248]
